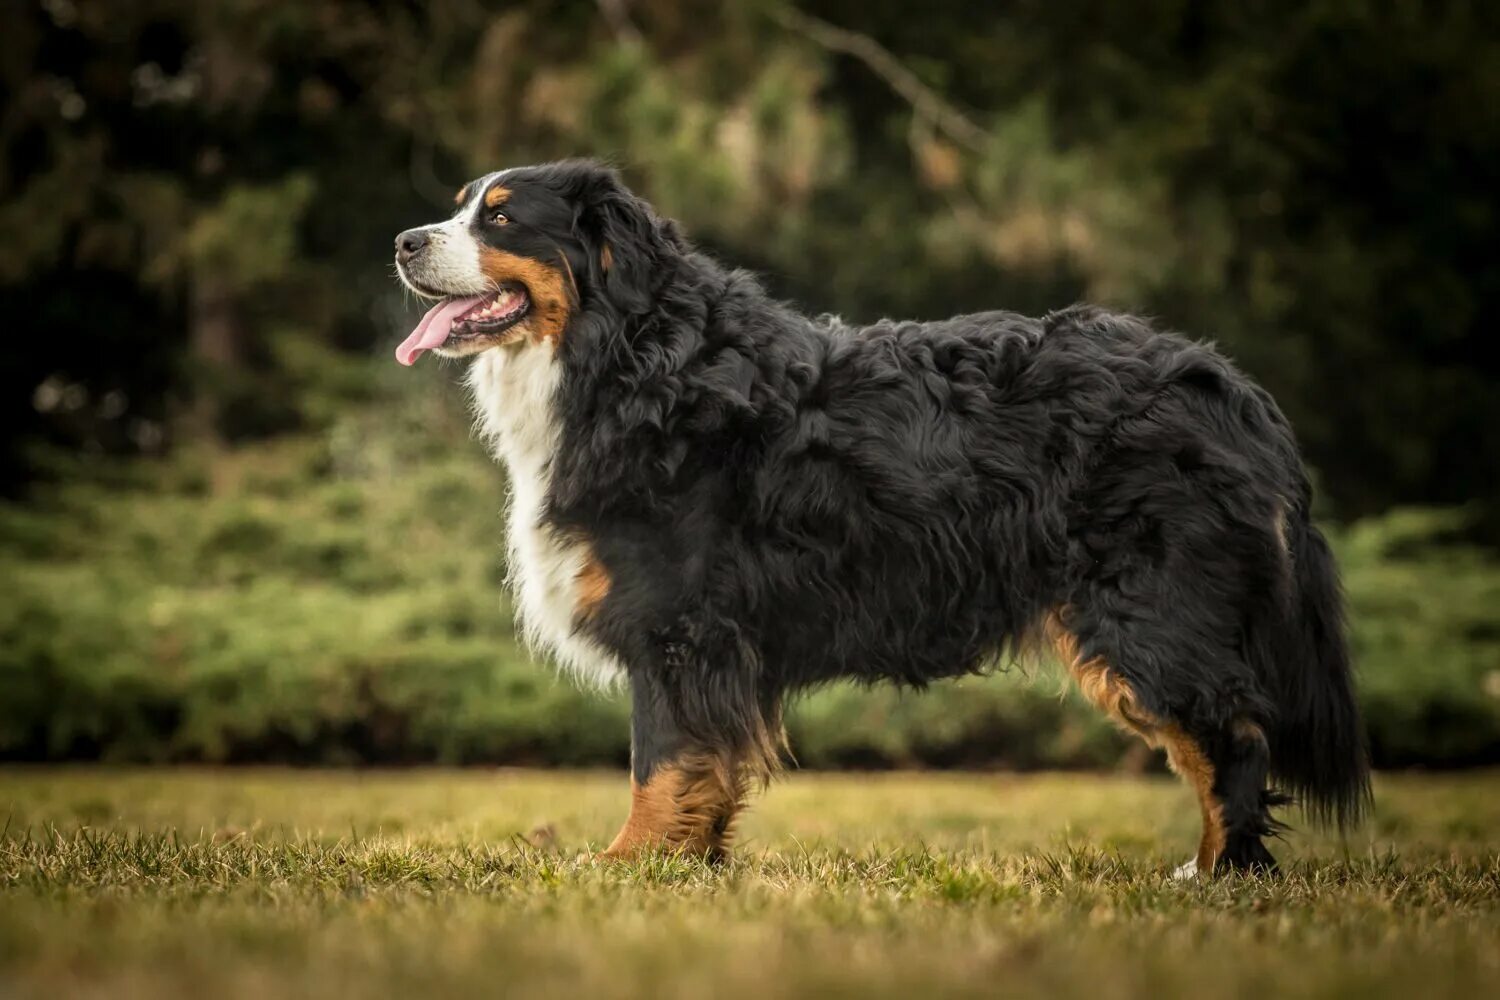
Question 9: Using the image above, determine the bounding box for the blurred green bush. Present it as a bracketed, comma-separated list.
[2, 355, 1497, 770]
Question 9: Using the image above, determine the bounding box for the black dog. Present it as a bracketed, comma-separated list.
[393, 160, 1369, 875]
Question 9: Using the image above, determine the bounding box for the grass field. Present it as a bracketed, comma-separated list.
[2, 769, 1497, 998]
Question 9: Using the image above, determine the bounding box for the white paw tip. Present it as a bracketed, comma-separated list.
[1172, 858, 1200, 880]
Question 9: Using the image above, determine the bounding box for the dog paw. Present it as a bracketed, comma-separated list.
[1171, 858, 1200, 880]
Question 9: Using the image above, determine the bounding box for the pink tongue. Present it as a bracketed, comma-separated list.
[395, 295, 487, 366]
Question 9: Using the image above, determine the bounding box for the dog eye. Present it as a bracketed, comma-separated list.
[489, 210, 509, 225]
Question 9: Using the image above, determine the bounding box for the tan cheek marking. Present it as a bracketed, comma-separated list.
[479, 247, 572, 344]
[600, 242, 613, 273]
[484, 185, 511, 208]
[1044, 608, 1227, 872]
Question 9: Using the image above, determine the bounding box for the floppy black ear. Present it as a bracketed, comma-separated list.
[574, 166, 680, 315]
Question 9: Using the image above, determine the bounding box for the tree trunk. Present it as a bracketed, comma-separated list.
[184, 271, 243, 445]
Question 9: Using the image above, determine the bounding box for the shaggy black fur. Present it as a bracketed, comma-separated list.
[424, 161, 1372, 868]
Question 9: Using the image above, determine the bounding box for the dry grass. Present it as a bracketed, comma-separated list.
[2, 768, 1497, 999]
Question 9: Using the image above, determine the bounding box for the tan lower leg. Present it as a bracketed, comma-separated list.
[1162, 730, 1226, 871]
[1045, 610, 1226, 872]
[602, 755, 745, 860]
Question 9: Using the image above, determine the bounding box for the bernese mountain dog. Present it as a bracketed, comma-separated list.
[392, 159, 1370, 876]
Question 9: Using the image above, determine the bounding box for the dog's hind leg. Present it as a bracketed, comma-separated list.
[1044, 611, 1278, 877]
[1162, 718, 1281, 877]
[1203, 718, 1280, 874]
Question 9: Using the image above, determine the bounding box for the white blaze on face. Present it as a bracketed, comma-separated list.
[399, 171, 509, 297]
[402, 223, 483, 297]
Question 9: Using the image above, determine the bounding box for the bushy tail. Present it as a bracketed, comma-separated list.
[1260, 514, 1372, 830]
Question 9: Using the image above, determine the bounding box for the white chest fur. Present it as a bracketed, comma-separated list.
[467, 346, 624, 687]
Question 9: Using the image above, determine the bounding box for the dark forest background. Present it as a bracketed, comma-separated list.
[2, 0, 1497, 769]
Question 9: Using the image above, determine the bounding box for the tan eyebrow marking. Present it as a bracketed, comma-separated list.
[484, 185, 511, 208]
[453, 184, 470, 206]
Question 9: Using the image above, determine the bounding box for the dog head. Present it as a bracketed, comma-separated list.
[393, 160, 676, 365]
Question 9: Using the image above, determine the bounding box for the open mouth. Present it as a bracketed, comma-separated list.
[452, 285, 531, 335]
[396, 285, 531, 366]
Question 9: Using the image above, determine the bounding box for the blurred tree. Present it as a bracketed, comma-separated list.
[0, 0, 443, 470]
[0, 0, 1496, 525]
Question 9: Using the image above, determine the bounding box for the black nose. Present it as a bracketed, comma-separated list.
[395, 229, 429, 263]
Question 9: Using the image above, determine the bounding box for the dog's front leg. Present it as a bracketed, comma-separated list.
[601, 671, 746, 861]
